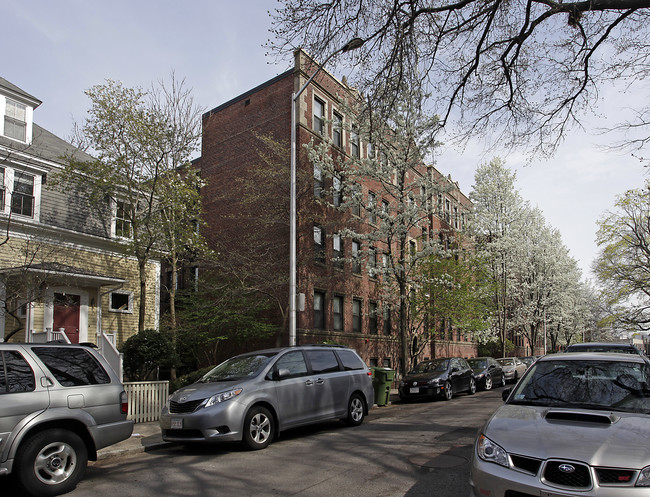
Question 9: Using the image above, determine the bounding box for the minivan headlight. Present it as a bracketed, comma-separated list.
[204, 388, 243, 408]
[477, 434, 509, 467]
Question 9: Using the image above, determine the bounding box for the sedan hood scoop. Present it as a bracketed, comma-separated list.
[545, 409, 616, 425]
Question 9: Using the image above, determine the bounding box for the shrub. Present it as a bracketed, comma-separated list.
[121, 329, 177, 381]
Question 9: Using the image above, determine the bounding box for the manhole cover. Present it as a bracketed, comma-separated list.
[408, 454, 469, 469]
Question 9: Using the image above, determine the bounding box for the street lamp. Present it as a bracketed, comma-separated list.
[289, 38, 364, 347]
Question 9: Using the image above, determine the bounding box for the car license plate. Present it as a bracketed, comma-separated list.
[410, 387, 419, 393]
[171, 418, 183, 429]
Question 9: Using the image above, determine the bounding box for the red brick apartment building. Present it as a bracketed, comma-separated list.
[197, 50, 475, 369]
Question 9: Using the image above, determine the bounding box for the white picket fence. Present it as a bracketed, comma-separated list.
[124, 381, 169, 423]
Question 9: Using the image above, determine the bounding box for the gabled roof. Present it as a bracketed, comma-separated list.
[0, 77, 42, 108]
[0, 123, 94, 166]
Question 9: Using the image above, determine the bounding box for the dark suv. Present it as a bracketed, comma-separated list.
[0, 343, 133, 496]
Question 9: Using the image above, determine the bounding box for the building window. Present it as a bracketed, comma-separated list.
[313, 291, 325, 329]
[368, 246, 377, 278]
[351, 240, 361, 274]
[383, 305, 392, 335]
[115, 200, 133, 238]
[369, 302, 378, 334]
[4, 99, 27, 142]
[333, 295, 344, 331]
[314, 225, 325, 264]
[333, 234, 343, 269]
[333, 111, 343, 148]
[313, 97, 325, 135]
[367, 142, 375, 159]
[333, 175, 342, 207]
[409, 240, 417, 259]
[453, 206, 459, 229]
[109, 291, 133, 313]
[352, 298, 362, 333]
[11, 172, 34, 218]
[367, 191, 376, 224]
[350, 126, 360, 158]
[314, 164, 322, 198]
[382, 357, 391, 368]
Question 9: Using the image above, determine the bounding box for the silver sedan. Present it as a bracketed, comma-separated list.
[471, 352, 650, 496]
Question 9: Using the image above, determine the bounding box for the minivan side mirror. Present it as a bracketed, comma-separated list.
[273, 368, 291, 381]
[502, 388, 511, 402]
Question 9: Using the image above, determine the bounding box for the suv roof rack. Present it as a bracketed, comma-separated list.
[304, 343, 349, 348]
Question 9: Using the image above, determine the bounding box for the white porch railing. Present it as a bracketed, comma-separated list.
[98, 330, 123, 382]
[124, 381, 169, 423]
[31, 328, 71, 343]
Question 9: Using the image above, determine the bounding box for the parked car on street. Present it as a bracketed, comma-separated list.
[0, 342, 133, 497]
[471, 352, 650, 496]
[467, 357, 505, 390]
[496, 357, 527, 383]
[565, 342, 646, 356]
[160, 345, 374, 450]
[520, 356, 538, 369]
[398, 357, 475, 402]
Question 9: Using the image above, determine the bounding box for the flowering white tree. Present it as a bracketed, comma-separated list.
[307, 89, 453, 374]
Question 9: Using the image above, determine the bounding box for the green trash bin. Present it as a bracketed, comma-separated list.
[372, 367, 395, 406]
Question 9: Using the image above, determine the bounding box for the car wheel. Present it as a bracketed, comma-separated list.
[499, 374, 506, 387]
[243, 406, 275, 450]
[468, 378, 476, 395]
[15, 429, 88, 497]
[443, 381, 453, 401]
[344, 393, 365, 426]
[484, 376, 493, 391]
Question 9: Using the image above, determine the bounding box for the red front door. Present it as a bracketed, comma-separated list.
[53, 293, 80, 343]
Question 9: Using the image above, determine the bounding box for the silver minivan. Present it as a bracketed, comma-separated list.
[160, 345, 375, 449]
[0, 342, 133, 496]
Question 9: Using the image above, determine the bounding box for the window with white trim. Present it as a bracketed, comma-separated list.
[11, 171, 34, 218]
[4, 99, 27, 142]
[114, 200, 133, 238]
[109, 291, 133, 313]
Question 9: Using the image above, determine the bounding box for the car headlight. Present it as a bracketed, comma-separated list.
[399, 381, 406, 387]
[477, 434, 509, 467]
[637, 466, 650, 486]
[475, 373, 484, 379]
[204, 388, 243, 408]
[428, 378, 440, 386]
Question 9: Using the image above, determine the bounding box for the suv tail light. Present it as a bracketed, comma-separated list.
[120, 391, 128, 414]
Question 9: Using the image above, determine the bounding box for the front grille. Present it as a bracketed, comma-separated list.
[169, 398, 205, 414]
[543, 460, 591, 488]
[596, 467, 636, 485]
[511, 455, 542, 475]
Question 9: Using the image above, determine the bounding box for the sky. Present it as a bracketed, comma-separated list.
[3, 0, 647, 280]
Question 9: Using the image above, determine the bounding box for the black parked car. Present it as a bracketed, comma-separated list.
[398, 357, 475, 402]
[467, 356, 505, 390]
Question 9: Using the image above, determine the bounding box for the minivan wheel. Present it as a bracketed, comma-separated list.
[16, 429, 88, 497]
[243, 406, 274, 450]
[344, 394, 365, 426]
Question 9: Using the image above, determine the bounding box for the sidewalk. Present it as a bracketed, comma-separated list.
[96, 390, 401, 460]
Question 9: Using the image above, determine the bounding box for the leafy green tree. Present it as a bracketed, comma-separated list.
[594, 181, 650, 331]
[174, 272, 277, 369]
[412, 246, 491, 356]
[121, 328, 176, 381]
[55, 76, 203, 333]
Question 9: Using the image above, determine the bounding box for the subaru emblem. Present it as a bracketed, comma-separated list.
[559, 464, 575, 473]
[413, 381, 418, 386]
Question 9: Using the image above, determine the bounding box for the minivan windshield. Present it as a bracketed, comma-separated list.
[509, 359, 650, 413]
[200, 353, 277, 382]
